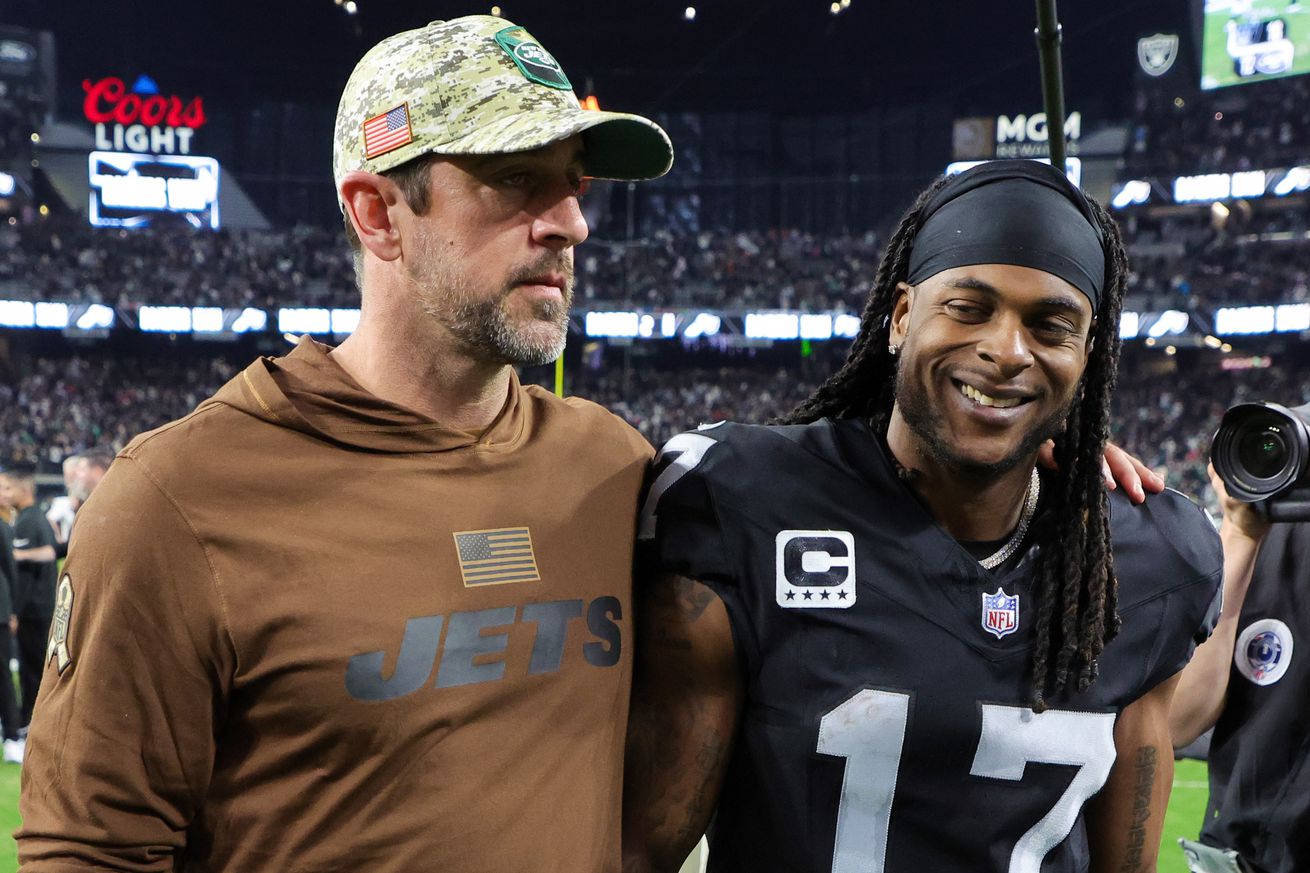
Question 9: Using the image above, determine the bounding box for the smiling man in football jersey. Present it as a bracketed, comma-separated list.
[624, 160, 1224, 873]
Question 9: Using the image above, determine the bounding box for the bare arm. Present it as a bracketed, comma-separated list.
[14, 545, 57, 563]
[623, 573, 742, 873]
[1086, 673, 1180, 873]
[1169, 467, 1270, 748]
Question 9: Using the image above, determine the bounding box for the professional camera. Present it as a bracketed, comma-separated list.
[1211, 401, 1310, 521]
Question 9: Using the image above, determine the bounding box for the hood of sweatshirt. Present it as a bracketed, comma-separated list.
[208, 336, 529, 454]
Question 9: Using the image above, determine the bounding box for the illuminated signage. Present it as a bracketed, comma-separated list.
[89, 151, 220, 229]
[799, 314, 833, 340]
[683, 313, 721, 338]
[995, 111, 1081, 158]
[331, 308, 361, 335]
[1146, 310, 1190, 338]
[1111, 180, 1151, 209]
[84, 75, 207, 155]
[585, 311, 640, 338]
[833, 314, 861, 338]
[0, 301, 114, 331]
[278, 308, 332, 335]
[744, 313, 800, 340]
[1215, 306, 1276, 335]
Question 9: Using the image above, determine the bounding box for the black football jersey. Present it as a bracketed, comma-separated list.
[641, 418, 1223, 873]
[1201, 522, 1310, 873]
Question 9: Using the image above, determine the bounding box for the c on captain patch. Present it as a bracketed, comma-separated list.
[46, 574, 75, 674]
[775, 530, 856, 609]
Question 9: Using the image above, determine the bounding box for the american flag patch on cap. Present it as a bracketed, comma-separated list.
[453, 527, 541, 587]
[363, 103, 413, 159]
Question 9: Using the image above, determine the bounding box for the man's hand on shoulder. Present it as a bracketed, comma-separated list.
[1037, 439, 1164, 505]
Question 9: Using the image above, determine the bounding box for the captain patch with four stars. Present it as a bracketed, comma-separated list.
[621, 161, 1225, 873]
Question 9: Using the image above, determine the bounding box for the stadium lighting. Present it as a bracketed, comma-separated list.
[491, 5, 502, 16]
[344, 1, 358, 14]
[1215, 306, 1276, 336]
[830, 2, 840, 14]
[1164, 345, 1177, 356]
[1119, 311, 1140, 339]
[745, 312, 800, 340]
[1221, 343, 1233, 353]
[841, 0, 851, 5]
[1147, 309, 1189, 338]
[833, 314, 860, 338]
[73, 305, 111, 331]
[1273, 166, 1310, 196]
[191, 307, 224, 333]
[1276, 303, 1310, 332]
[683, 312, 722, 338]
[1111, 180, 1151, 209]
[30, 132, 39, 144]
[684, 6, 696, 21]
[35, 302, 70, 329]
[232, 308, 268, 334]
[76, 304, 115, 331]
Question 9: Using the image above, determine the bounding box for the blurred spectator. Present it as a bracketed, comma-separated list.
[1, 349, 1301, 514]
[46, 447, 114, 558]
[0, 499, 20, 761]
[0, 463, 58, 730]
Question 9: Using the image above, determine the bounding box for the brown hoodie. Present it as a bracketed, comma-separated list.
[18, 338, 652, 873]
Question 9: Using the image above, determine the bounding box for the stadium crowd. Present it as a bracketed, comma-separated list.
[5, 210, 1310, 312]
[1130, 75, 1310, 176]
[3, 348, 1299, 515]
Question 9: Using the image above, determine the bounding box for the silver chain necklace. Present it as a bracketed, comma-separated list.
[978, 468, 1041, 570]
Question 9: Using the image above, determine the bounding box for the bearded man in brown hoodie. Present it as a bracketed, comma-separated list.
[17, 16, 672, 873]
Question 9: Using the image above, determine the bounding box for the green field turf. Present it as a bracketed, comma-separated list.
[0, 763, 19, 872]
[0, 757, 1213, 873]
[1202, 0, 1310, 89]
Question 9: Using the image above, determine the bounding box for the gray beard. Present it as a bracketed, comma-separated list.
[893, 363, 1075, 479]
[409, 244, 573, 368]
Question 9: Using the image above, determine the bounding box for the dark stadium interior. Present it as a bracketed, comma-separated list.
[1, 0, 1310, 868]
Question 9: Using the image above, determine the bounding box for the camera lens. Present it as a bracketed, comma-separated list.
[1237, 427, 1289, 480]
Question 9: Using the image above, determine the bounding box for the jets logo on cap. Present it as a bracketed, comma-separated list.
[494, 26, 572, 90]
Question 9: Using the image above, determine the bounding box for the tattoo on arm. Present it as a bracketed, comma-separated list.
[1118, 746, 1157, 873]
[625, 575, 739, 872]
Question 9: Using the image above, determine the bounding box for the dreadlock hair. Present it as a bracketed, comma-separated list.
[780, 177, 1131, 712]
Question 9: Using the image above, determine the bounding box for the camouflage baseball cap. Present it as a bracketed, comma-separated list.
[333, 15, 673, 196]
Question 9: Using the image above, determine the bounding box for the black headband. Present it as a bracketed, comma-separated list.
[906, 160, 1107, 308]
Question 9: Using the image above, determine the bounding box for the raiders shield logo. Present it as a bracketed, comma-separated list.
[1138, 33, 1179, 78]
[46, 574, 75, 674]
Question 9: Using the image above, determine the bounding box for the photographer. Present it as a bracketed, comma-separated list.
[1171, 465, 1306, 873]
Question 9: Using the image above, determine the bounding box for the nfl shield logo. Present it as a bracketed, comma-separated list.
[1138, 33, 1179, 77]
[981, 587, 1020, 639]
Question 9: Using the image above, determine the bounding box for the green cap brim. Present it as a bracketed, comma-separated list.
[433, 108, 673, 181]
